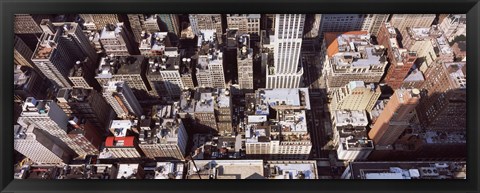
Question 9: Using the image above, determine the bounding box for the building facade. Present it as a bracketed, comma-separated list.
[102, 81, 143, 118]
[266, 14, 305, 89]
[226, 14, 261, 35]
[99, 23, 136, 56]
[368, 89, 421, 146]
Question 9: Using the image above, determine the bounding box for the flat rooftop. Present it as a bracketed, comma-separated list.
[333, 110, 368, 127]
[404, 69, 425, 82]
[408, 27, 430, 40]
[117, 164, 140, 179]
[178, 90, 196, 113]
[100, 23, 124, 39]
[347, 161, 467, 179]
[96, 56, 145, 77]
[216, 89, 231, 108]
[186, 160, 264, 179]
[257, 88, 310, 110]
[265, 161, 318, 179]
[423, 130, 466, 144]
[195, 92, 214, 113]
[444, 62, 466, 89]
[154, 162, 184, 179]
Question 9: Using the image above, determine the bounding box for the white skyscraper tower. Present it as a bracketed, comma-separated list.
[266, 14, 305, 89]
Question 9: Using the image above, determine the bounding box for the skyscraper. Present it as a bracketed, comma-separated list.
[127, 14, 145, 43]
[139, 107, 188, 161]
[237, 34, 254, 90]
[321, 31, 388, 90]
[196, 34, 225, 89]
[330, 81, 381, 113]
[14, 35, 35, 68]
[158, 14, 180, 35]
[377, 22, 418, 89]
[368, 89, 421, 146]
[318, 14, 389, 39]
[17, 97, 92, 158]
[95, 56, 157, 101]
[79, 14, 119, 31]
[416, 62, 466, 130]
[102, 81, 142, 118]
[389, 14, 436, 40]
[14, 125, 73, 165]
[99, 23, 137, 56]
[189, 14, 223, 43]
[226, 14, 261, 35]
[56, 88, 112, 130]
[266, 14, 305, 89]
[438, 14, 466, 42]
[31, 32, 75, 88]
[14, 14, 43, 34]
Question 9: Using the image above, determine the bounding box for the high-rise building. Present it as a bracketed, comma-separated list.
[143, 14, 162, 32]
[368, 89, 421, 146]
[401, 27, 441, 73]
[377, 23, 418, 89]
[138, 32, 172, 56]
[214, 89, 233, 135]
[266, 14, 305, 89]
[66, 117, 103, 156]
[189, 14, 223, 43]
[265, 161, 319, 179]
[318, 14, 389, 39]
[342, 161, 467, 179]
[95, 55, 157, 100]
[51, 21, 98, 67]
[226, 14, 261, 35]
[127, 14, 145, 43]
[186, 160, 264, 179]
[330, 81, 381, 113]
[31, 21, 97, 89]
[139, 106, 188, 161]
[17, 97, 93, 158]
[158, 14, 180, 35]
[438, 14, 466, 42]
[194, 91, 218, 132]
[245, 88, 312, 160]
[389, 14, 436, 40]
[196, 34, 225, 89]
[146, 53, 192, 100]
[416, 62, 466, 131]
[102, 81, 142, 118]
[99, 23, 137, 56]
[14, 35, 35, 68]
[303, 14, 322, 39]
[68, 60, 101, 90]
[14, 65, 49, 102]
[331, 110, 374, 161]
[14, 125, 73, 165]
[128, 14, 168, 44]
[237, 34, 254, 90]
[31, 32, 75, 88]
[321, 31, 388, 90]
[402, 69, 425, 89]
[14, 14, 43, 34]
[79, 14, 119, 31]
[55, 88, 112, 129]
[103, 136, 143, 160]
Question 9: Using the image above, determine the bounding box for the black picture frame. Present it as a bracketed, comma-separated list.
[1, 0, 478, 193]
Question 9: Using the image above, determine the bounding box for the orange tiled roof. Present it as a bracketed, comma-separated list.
[324, 31, 368, 58]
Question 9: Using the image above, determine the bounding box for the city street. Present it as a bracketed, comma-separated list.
[303, 55, 331, 159]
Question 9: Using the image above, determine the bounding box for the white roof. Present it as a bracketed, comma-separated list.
[365, 173, 405, 179]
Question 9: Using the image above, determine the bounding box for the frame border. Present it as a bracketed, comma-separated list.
[1, 0, 478, 193]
